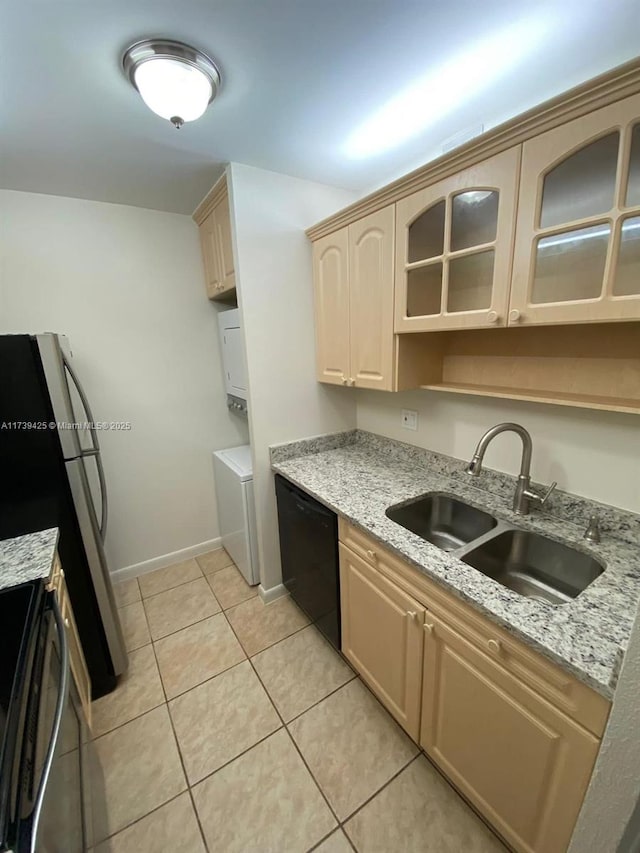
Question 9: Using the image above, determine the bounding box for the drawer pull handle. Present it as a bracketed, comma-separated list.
[365, 549, 377, 561]
[424, 622, 434, 634]
[487, 639, 501, 654]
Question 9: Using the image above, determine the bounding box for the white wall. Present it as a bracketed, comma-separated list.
[0, 189, 248, 572]
[228, 163, 358, 592]
[357, 388, 640, 512]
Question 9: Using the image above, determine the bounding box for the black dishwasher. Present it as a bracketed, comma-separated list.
[275, 474, 340, 650]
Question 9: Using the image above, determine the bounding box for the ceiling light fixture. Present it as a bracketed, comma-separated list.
[123, 39, 220, 129]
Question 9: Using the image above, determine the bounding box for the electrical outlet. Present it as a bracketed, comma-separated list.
[401, 409, 418, 431]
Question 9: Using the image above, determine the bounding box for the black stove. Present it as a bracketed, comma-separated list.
[0, 580, 46, 851]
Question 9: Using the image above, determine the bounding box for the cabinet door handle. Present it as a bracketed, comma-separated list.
[509, 309, 521, 323]
[341, 375, 348, 385]
[64, 617, 70, 629]
[487, 310, 499, 323]
[365, 549, 377, 561]
[407, 610, 418, 620]
[487, 638, 501, 654]
[349, 378, 355, 386]
[424, 622, 434, 634]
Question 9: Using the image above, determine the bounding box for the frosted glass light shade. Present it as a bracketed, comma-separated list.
[134, 58, 213, 123]
[123, 40, 220, 128]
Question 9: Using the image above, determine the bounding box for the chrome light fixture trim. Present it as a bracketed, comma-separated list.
[122, 38, 221, 128]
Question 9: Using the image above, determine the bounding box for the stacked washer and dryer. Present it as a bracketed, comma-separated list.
[213, 309, 260, 586]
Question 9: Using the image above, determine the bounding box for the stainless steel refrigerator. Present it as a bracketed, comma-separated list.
[0, 333, 127, 696]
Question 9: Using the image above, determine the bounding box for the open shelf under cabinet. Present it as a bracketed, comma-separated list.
[397, 322, 640, 415]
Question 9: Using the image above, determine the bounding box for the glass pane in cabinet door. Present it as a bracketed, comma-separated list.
[626, 124, 640, 208]
[531, 223, 610, 304]
[613, 216, 640, 296]
[408, 200, 445, 262]
[540, 133, 619, 228]
[447, 250, 494, 312]
[450, 191, 498, 251]
[406, 263, 442, 316]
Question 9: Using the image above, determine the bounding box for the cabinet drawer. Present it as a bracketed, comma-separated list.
[338, 517, 388, 566]
[338, 519, 610, 736]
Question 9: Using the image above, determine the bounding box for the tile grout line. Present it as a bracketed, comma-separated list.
[220, 607, 345, 832]
[111, 580, 507, 852]
[92, 698, 167, 741]
[184, 724, 285, 789]
[107, 622, 350, 733]
[113, 584, 419, 853]
[224, 607, 312, 659]
[145, 599, 212, 853]
[93, 790, 188, 847]
[103, 581, 211, 853]
[138, 601, 222, 645]
[138, 561, 235, 600]
[120, 575, 264, 651]
[281, 673, 358, 726]
[338, 750, 422, 828]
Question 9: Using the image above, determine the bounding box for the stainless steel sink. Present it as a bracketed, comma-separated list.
[461, 529, 605, 605]
[385, 493, 498, 552]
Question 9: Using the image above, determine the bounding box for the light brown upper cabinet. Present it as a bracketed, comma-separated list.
[395, 148, 520, 332]
[312, 227, 351, 385]
[313, 205, 395, 389]
[198, 180, 236, 300]
[510, 92, 640, 325]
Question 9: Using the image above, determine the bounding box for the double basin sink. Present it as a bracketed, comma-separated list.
[386, 493, 604, 605]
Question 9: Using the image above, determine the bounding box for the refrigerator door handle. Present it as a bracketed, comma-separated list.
[94, 450, 108, 539]
[62, 354, 100, 454]
[63, 355, 109, 540]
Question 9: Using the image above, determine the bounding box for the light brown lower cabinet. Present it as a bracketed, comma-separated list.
[48, 554, 92, 727]
[337, 521, 610, 853]
[339, 543, 424, 740]
[420, 611, 599, 853]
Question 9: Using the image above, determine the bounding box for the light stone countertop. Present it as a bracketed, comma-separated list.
[0, 528, 59, 591]
[271, 430, 640, 700]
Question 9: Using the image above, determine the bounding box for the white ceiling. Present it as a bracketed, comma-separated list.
[2, 0, 639, 215]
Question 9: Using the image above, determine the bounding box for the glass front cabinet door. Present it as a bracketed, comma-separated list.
[395, 148, 520, 332]
[510, 92, 640, 325]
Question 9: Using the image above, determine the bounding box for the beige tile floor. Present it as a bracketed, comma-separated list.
[94, 548, 508, 853]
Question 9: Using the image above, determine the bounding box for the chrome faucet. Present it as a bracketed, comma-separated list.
[466, 423, 557, 515]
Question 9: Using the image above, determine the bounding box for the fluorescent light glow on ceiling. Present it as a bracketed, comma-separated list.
[343, 18, 550, 160]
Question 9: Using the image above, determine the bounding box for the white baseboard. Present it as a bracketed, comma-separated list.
[111, 537, 222, 583]
[258, 582, 287, 604]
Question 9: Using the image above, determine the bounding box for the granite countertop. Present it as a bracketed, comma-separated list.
[0, 528, 59, 591]
[271, 430, 640, 700]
